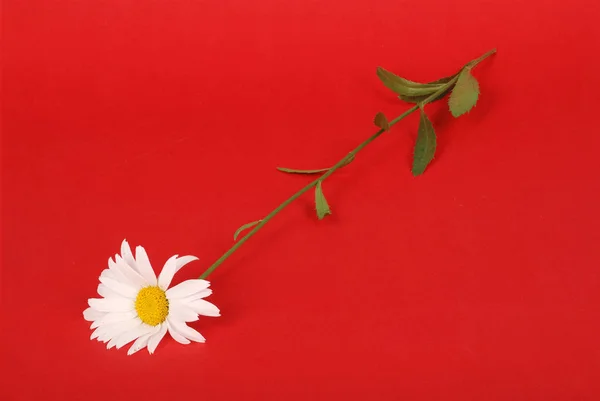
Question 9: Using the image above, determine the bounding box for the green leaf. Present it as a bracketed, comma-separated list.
[277, 155, 355, 175]
[448, 68, 480, 117]
[377, 67, 445, 97]
[412, 108, 437, 176]
[233, 220, 262, 241]
[315, 181, 331, 220]
[276, 167, 329, 174]
[398, 74, 458, 104]
[374, 112, 390, 131]
[428, 75, 458, 86]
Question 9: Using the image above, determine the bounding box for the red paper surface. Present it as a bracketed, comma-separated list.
[2, 1, 600, 400]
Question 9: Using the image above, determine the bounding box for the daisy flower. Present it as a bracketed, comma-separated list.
[83, 239, 220, 355]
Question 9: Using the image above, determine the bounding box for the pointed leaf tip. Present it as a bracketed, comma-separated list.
[315, 181, 331, 220]
[233, 220, 262, 241]
[412, 108, 437, 176]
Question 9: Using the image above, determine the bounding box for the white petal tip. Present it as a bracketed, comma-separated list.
[127, 339, 149, 356]
[83, 307, 95, 321]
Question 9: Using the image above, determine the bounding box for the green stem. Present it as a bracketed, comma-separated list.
[200, 107, 417, 280]
[198, 49, 496, 280]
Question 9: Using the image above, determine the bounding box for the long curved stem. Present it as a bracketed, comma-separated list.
[199, 49, 496, 280]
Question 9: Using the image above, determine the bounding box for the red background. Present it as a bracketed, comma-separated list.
[2, 1, 600, 400]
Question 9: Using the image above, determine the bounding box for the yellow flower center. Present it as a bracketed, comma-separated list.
[135, 286, 169, 326]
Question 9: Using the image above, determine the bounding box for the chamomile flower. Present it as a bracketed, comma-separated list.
[83, 240, 219, 355]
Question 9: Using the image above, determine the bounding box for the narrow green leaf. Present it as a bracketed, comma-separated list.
[276, 167, 329, 174]
[233, 220, 262, 241]
[412, 108, 437, 176]
[428, 75, 458, 86]
[277, 155, 355, 175]
[374, 112, 390, 131]
[315, 181, 331, 220]
[448, 68, 480, 117]
[398, 74, 458, 104]
[376, 67, 445, 97]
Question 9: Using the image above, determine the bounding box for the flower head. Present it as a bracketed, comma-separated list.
[83, 240, 220, 355]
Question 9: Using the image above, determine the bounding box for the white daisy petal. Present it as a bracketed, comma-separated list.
[83, 307, 106, 322]
[107, 337, 118, 349]
[128, 326, 159, 355]
[115, 255, 147, 288]
[108, 255, 145, 289]
[97, 325, 121, 343]
[157, 255, 179, 290]
[95, 321, 128, 343]
[120, 239, 139, 272]
[97, 283, 119, 299]
[135, 245, 157, 284]
[108, 256, 127, 280]
[175, 255, 199, 272]
[169, 301, 199, 322]
[91, 310, 138, 329]
[115, 321, 153, 349]
[179, 289, 212, 303]
[91, 318, 104, 330]
[147, 323, 168, 354]
[107, 257, 132, 286]
[100, 269, 116, 281]
[91, 327, 101, 340]
[88, 297, 134, 313]
[168, 319, 206, 343]
[167, 319, 191, 344]
[186, 299, 221, 317]
[106, 318, 142, 349]
[99, 276, 138, 298]
[166, 279, 210, 299]
[93, 321, 116, 342]
[107, 256, 121, 273]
